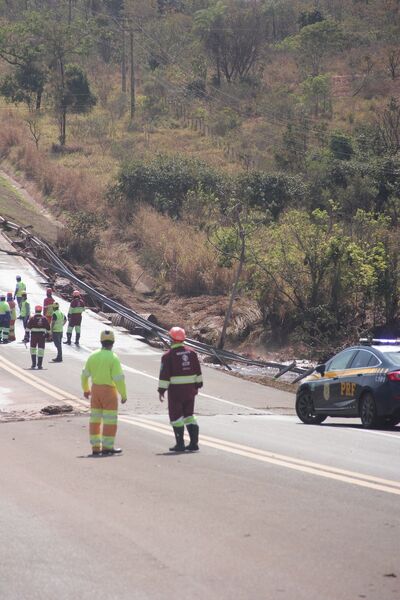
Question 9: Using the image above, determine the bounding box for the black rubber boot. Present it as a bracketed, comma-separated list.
[185, 423, 199, 452]
[37, 357, 43, 370]
[30, 355, 37, 369]
[169, 426, 185, 452]
[64, 333, 72, 345]
[75, 333, 80, 346]
[102, 447, 122, 455]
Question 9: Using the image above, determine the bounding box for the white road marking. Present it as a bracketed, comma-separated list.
[119, 415, 400, 496]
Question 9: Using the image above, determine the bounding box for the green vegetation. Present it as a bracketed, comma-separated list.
[0, 0, 399, 353]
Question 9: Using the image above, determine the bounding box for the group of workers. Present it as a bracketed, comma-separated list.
[0, 275, 85, 368]
[81, 325, 202, 456]
[1, 275, 203, 456]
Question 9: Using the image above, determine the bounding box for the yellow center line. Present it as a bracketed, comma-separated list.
[0, 355, 87, 408]
[121, 416, 400, 495]
[0, 358, 64, 401]
[2, 356, 400, 496]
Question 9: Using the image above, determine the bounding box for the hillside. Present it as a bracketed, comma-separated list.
[0, 0, 399, 358]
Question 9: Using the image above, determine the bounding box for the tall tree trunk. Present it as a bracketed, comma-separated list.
[130, 28, 135, 120]
[217, 229, 245, 350]
[121, 28, 127, 93]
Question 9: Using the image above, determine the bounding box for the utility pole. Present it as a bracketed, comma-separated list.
[129, 26, 135, 120]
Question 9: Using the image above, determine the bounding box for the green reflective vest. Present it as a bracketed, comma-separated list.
[81, 348, 127, 399]
[15, 281, 26, 298]
[20, 299, 30, 318]
[52, 309, 66, 333]
[0, 300, 11, 316]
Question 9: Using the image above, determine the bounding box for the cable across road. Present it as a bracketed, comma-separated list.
[0, 215, 311, 382]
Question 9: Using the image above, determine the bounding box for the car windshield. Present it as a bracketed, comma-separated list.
[381, 351, 400, 366]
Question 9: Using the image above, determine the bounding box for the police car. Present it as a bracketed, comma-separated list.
[295, 339, 400, 428]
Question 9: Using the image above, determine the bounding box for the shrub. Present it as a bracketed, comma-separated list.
[109, 154, 226, 218]
[133, 206, 232, 295]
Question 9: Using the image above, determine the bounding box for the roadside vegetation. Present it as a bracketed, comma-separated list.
[0, 0, 399, 356]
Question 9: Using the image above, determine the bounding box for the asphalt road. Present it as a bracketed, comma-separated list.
[0, 232, 399, 600]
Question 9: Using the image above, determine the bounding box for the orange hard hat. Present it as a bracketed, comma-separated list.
[169, 327, 186, 342]
[72, 290, 80, 297]
[35, 305, 42, 313]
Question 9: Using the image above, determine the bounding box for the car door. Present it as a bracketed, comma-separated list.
[314, 349, 358, 412]
[343, 350, 382, 415]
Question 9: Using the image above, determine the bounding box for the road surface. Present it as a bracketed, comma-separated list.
[0, 232, 399, 600]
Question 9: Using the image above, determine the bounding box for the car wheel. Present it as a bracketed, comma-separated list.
[296, 391, 327, 425]
[360, 392, 380, 428]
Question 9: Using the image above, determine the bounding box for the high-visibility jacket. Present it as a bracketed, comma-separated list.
[14, 281, 26, 298]
[43, 296, 55, 319]
[26, 314, 50, 336]
[20, 299, 30, 318]
[7, 299, 16, 321]
[158, 343, 203, 397]
[68, 298, 85, 325]
[51, 309, 66, 333]
[0, 300, 11, 324]
[81, 348, 127, 399]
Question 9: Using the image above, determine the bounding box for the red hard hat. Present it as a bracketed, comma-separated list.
[35, 305, 42, 313]
[169, 326, 186, 342]
[72, 290, 80, 297]
[46, 288, 53, 295]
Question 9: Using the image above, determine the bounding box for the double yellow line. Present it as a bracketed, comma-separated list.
[2, 353, 400, 496]
[120, 415, 400, 497]
[0, 354, 87, 408]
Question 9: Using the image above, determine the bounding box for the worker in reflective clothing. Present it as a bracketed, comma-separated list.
[65, 290, 85, 346]
[6, 292, 16, 342]
[26, 305, 50, 369]
[81, 330, 127, 456]
[158, 327, 203, 452]
[0, 293, 11, 344]
[43, 288, 55, 326]
[20, 292, 31, 342]
[51, 302, 66, 363]
[14, 275, 26, 312]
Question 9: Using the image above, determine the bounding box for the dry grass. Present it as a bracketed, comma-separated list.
[133, 205, 232, 296]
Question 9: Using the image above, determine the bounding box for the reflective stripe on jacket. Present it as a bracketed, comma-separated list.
[158, 343, 203, 393]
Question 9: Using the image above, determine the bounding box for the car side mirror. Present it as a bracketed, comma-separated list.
[315, 363, 326, 376]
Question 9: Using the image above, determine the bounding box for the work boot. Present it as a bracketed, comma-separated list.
[51, 357, 62, 362]
[169, 426, 185, 452]
[92, 448, 102, 456]
[63, 333, 72, 345]
[75, 333, 80, 346]
[30, 355, 37, 369]
[37, 357, 43, 370]
[102, 447, 122, 455]
[185, 423, 200, 452]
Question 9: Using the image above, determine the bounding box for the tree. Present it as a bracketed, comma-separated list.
[207, 198, 262, 349]
[376, 97, 400, 156]
[56, 64, 96, 145]
[194, 0, 267, 84]
[0, 20, 47, 109]
[282, 18, 345, 76]
[252, 209, 388, 346]
[302, 74, 332, 117]
[329, 130, 353, 160]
